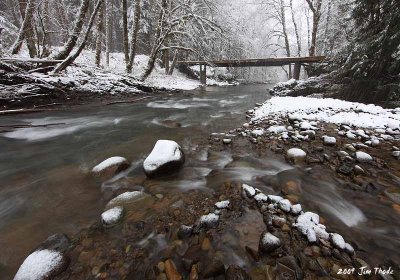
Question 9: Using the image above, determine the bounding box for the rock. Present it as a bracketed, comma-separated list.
[199, 213, 219, 229]
[143, 140, 185, 178]
[157, 273, 168, 280]
[287, 148, 307, 162]
[259, 232, 281, 253]
[330, 233, 346, 250]
[291, 204, 302, 215]
[36, 233, 71, 253]
[203, 259, 225, 278]
[106, 191, 152, 210]
[225, 265, 251, 280]
[223, 138, 232, 144]
[344, 243, 354, 255]
[371, 139, 380, 147]
[157, 262, 165, 272]
[354, 165, 365, 175]
[14, 249, 69, 280]
[282, 224, 290, 232]
[101, 206, 124, 226]
[355, 151, 373, 162]
[215, 200, 230, 209]
[164, 259, 182, 280]
[278, 199, 291, 212]
[243, 123, 250, 128]
[92, 156, 130, 180]
[201, 238, 212, 251]
[251, 129, 264, 137]
[282, 180, 301, 195]
[344, 144, 356, 152]
[178, 225, 193, 239]
[189, 265, 199, 280]
[392, 151, 400, 158]
[242, 184, 256, 198]
[277, 256, 303, 280]
[156, 194, 164, 199]
[323, 136, 337, 146]
[272, 216, 286, 227]
[336, 164, 353, 176]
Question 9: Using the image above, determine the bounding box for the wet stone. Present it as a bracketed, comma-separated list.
[259, 231, 281, 253]
[225, 265, 251, 280]
[178, 225, 193, 239]
[203, 259, 225, 278]
[37, 233, 71, 253]
[164, 259, 182, 280]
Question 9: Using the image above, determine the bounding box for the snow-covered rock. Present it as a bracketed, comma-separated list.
[92, 156, 130, 180]
[392, 151, 400, 158]
[14, 249, 68, 280]
[344, 243, 355, 255]
[259, 232, 281, 253]
[268, 195, 284, 203]
[106, 191, 149, 209]
[200, 213, 219, 228]
[323, 136, 336, 146]
[267, 125, 286, 134]
[355, 151, 373, 162]
[215, 200, 230, 209]
[278, 199, 291, 212]
[291, 204, 302, 215]
[254, 193, 269, 204]
[143, 140, 185, 178]
[101, 206, 124, 226]
[223, 138, 232, 144]
[287, 148, 307, 161]
[251, 129, 264, 137]
[330, 233, 346, 250]
[242, 184, 256, 198]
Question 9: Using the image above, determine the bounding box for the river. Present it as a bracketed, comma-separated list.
[0, 84, 398, 278]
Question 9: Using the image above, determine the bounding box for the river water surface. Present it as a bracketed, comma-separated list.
[0, 84, 398, 278]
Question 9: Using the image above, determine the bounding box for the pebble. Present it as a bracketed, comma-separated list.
[354, 165, 365, 175]
[278, 199, 292, 212]
[201, 237, 212, 251]
[223, 138, 232, 144]
[392, 151, 400, 158]
[323, 136, 337, 146]
[164, 259, 182, 280]
[355, 151, 373, 162]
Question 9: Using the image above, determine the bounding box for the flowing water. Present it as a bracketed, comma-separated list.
[0, 84, 398, 278]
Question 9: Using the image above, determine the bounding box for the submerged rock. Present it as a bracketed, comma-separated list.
[92, 156, 130, 180]
[143, 140, 185, 178]
[106, 191, 152, 210]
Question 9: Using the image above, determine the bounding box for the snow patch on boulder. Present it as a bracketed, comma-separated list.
[101, 206, 124, 226]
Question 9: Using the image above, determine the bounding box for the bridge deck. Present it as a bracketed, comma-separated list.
[179, 56, 326, 67]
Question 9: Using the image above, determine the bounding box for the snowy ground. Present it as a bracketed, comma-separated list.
[10, 48, 233, 93]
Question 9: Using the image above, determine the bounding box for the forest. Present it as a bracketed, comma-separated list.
[0, 1, 400, 280]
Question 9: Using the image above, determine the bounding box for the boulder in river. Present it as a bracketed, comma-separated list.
[14, 249, 69, 280]
[92, 156, 130, 180]
[143, 140, 185, 178]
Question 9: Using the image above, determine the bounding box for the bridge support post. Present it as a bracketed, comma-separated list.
[200, 64, 207, 85]
[293, 63, 301, 80]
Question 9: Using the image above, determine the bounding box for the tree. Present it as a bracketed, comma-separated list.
[305, 0, 323, 56]
[11, 0, 37, 56]
[51, 0, 90, 60]
[290, 0, 301, 57]
[95, 2, 105, 66]
[127, 0, 141, 73]
[122, 0, 129, 66]
[53, 0, 104, 73]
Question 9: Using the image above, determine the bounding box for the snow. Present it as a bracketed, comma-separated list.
[14, 249, 64, 280]
[254, 193, 269, 203]
[92, 157, 128, 173]
[268, 195, 283, 203]
[291, 204, 302, 215]
[278, 199, 291, 212]
[355, 151, 373, 162]
[323, 136, 337, 145]
[143, 140, 183, 173]
[253, 97, 400, 130]
[215, 200, 230, 209]
[344, 243, 355, 254]
[267, 125, 286, 134]
[261, 232, 281, 246]
[242, 184, 256, 197]
[330, 233, 346, 250]
[107, 191, 144, 207]
[101, 206, 124, 225]
[251, 129, 265, 137]
[200, 213, 219, 228]
[287, 148, 307, 159]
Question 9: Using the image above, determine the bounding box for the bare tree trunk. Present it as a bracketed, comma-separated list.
[41, 0, 51, 56]
[168, 50, 178, 75]
[53, 0, 103, 73]
[55, 0, 69, 42]
[11, 0, 37, 56]
[164, 48, 170, 74]
[122, 0, 129, 69]
[306, 0, 323, 57]
[127, 0, 141, 73]
[51, 0, 90, 60]
[105, 0, 110, 66]
[290, 0, 301, 57]
[280, 0, 291, 79]
[95, 2, 104, 66]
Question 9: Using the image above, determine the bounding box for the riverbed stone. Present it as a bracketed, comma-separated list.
[323, 136, 337, 146]
[225, 265, 251, 280]
[92, 156, 130, 180]
[143, 140, 185, 178]
[355, 151, 373, 162]
[259, 231, 281, 253]
[287, 148, 307, 162]
[164, 259, 182, 280]
[101, 206, 124, 226]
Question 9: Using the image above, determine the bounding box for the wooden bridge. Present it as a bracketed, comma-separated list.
[179, 56, 326, 84]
